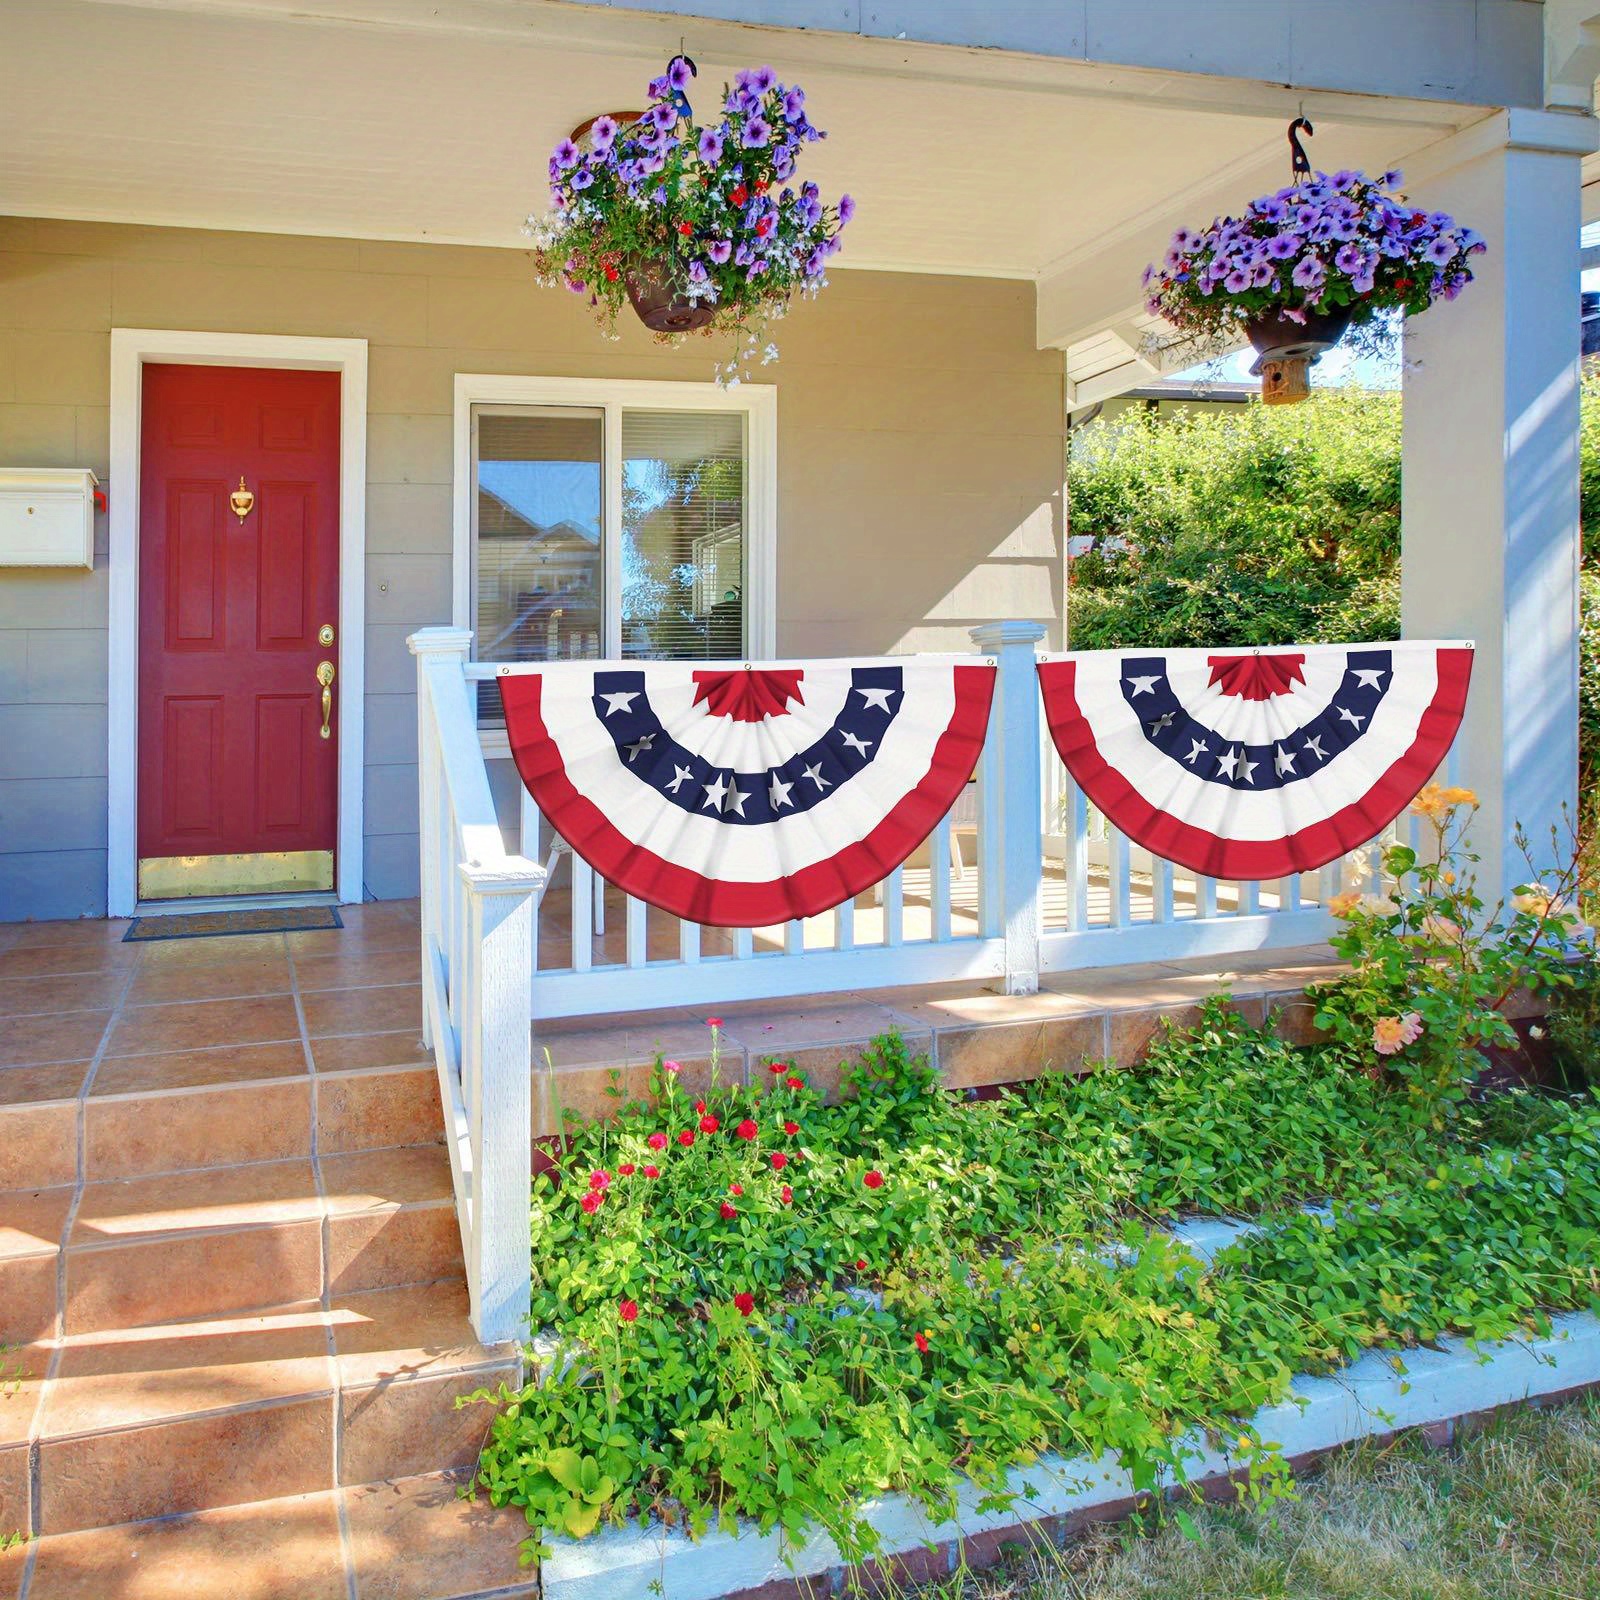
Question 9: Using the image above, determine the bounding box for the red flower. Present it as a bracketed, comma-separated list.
[700, 1114, 720, 1135]
[678, 1130, 696, 1148]
[780, 1184, 793, 1204]
[913, 1331, 929, 1353]
[854, 1257, 868, 1271]
[580, 1191, 604, 1214]
[706, 1016, 723, 1028]
[767, 1061, 787, 1075]
[785, 1076, 804, 1091]
[733, 1291, 755, 1316]
[602, 262, 620, 282]
[694, 1099, 707, 1114]
[755, 216, 774, 238]
[783, 1120, 799, 1136]
[646, 1132, 668, 1151]
[642, 1164, 661, 1179]
[735, 1119, 759, 1141]
[677, 221, 693, 236]
[863, 1170, 884, 1190]
[589, 1170, 611, 1191]
[618, 1163, 636, 1177]
[729, 186, 748, 207]
[728, 1182, 744, 1197]
[720, 1200, 738, 1220]
[619, 1299, 639, 1323]
[754, 179, 769, 196]
[769, 1151, 787, 1171]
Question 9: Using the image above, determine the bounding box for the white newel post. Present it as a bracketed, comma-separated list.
[1402, 109, 1597, 899]
[971, 621, 1048, 994]
[459, 859, 537, 1344]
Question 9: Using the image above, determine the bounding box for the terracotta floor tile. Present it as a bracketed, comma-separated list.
[329, 1282, 505, 1386]
[0, 1252, 59, 1343]
[293, 947, 421, 992]
[72, 1160, 323, 1243]
[0, 1103, 76, 1191]
[344, 1471, 536, 1600]
[0, 972, 128, 1019]
[309, 1031, 429, 1074]
[0, 1186, 74, 1260]
[300, 985, 422, 1039]
[85, 1078, 314, 1180]
[130, 930, 288, 968]
[0, 1061, 90, 1106]
[106, 994, 301, 1057]
[6, 920, 131, 951]
[316, 1067, 443, 1156]
[0, 1438, 30, 1552]
[123, 954, 294, 1007]
[23, 1490, 349, 1600]
[715, 1000, 924, 1054]
[0, 1341, 52, 1447]
[42, 1308, 335, 1436]
[530, 1015, 722, 1075]
[92, 1040, 309, 1096]
[327, 1207, 463, 1297]
[37, 1396, 336, 1534]
[320, 1147, 453, 1214]
[0, 1011, 112, 1070]
[339, 1366, 509, 1486]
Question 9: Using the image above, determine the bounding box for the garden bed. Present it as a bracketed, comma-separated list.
[471, 988, 1600, 1593]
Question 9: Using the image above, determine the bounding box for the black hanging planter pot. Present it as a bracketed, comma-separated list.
[625, 264, 716, 335]
[1243, 302, 1354, 405]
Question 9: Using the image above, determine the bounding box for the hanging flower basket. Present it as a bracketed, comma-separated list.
[525, 58, 853, 377]
[1143, 157, 1484, 404]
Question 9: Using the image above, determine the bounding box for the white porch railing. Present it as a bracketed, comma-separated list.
[411, 628, 542, 1344]
[412, 621, 1398, 1336]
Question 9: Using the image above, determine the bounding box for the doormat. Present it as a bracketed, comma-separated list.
[124, 906, 343, 942]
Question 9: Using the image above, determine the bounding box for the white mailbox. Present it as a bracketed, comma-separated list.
[0, 468, 99, 569]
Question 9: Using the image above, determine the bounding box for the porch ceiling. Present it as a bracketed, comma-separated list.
[3, 0, 1483, 333]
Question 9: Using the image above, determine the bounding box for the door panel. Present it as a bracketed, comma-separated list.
[138, 363, 341, 899]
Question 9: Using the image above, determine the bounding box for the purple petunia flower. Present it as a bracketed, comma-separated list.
[1424, 235, 1456, 266]
[1351, 270, 1376, 295]
[708, 239, 732, 264]
[783, 86, 806, 123]
[1291, 254, 1326, 289]
[1266, 233, 1302, 260]
[1251, 261, 1274, 288]
[649, 102, 678, 133]
[1224, 267, 1252, 293]
[735, 240, 754, 265]
[590, 115, 618, 152]
[838, 193, 856, 225]
[688, 260, 709, 283]
[1334, 243, 1365, 274]
[1254, 198, 1289, 224]
[805, 250, 825, 276]
[747, 258, 769, 280]
[1331, 169, 1359, 190]
[570, 167, 594, 191]
[741, 116, 772, 149]
[553, 139, 580, 170]
[699, 127, 725, 163]
[751, 66, 777, 93]
[668, 56, 695, 91]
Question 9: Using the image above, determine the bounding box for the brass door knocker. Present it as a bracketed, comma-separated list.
[230, 477, 255, 521]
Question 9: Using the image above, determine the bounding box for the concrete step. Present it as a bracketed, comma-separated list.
[1, 1280, 519, 1540]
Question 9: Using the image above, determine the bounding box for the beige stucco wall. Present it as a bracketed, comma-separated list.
[0, 216, 1065, 916]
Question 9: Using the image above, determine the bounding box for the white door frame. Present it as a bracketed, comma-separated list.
[106, 328, 369, 916]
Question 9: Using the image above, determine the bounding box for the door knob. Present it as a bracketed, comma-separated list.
[316, 660, 335, 740]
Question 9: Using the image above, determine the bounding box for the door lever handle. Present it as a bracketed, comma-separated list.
[316, 660, 336, 740]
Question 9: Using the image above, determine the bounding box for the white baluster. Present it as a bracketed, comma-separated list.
[931, 814, 953, 942]
[884, 866, 905, 948]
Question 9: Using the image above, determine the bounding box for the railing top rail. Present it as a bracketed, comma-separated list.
[461, 650, 994, 681]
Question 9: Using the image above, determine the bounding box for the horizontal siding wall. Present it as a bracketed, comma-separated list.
[0, 217, 1065, 917]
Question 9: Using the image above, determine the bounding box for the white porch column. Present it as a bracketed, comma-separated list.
[1401, 109, 1597, 899]
[970, 620, 1048, 995]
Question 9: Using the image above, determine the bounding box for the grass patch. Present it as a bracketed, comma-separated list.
[919, 1394, 1600, 1600]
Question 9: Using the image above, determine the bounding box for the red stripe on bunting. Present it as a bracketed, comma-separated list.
[1037, 648, 1473, 880]
[499, 665, 995, 928]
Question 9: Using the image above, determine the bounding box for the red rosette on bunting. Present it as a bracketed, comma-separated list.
[1037, 641, 1473, 880]
[499, 658, 994, 927]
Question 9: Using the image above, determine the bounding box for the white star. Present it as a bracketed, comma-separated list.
[624, 733, 655, 763]
[1352, 668, 1386, 691]
[1303, 735, 1327, 761]
[1147, 712, 1176, 735]
[802, 762, 831, 792]
[1216, 747, 1241, 779]
[724, 785, 750, 817]
[768, 773, 794, 809]
[1236, 751, 1258, 784]
[700, 775, 729, 811]
[1125, 675, 1160, 697]
[1337, 706, 1366, 729]
[600, 690, 639, 717]
[665, 764, 692, 794]
[857, 686, 896, 712]
[841, 730, 872, 757]
[1275, 746, 1297, 776]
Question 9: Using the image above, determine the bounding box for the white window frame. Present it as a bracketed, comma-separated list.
[451, 375, 777, 720]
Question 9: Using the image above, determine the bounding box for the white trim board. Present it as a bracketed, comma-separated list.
[450, 373, 778, 683]
[106, 328, 369, 917]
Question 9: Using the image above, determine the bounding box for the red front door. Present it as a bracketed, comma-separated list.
[137, 363, 341, 899]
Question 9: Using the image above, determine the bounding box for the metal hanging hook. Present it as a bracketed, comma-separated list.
[1287, 116, 1314, 179]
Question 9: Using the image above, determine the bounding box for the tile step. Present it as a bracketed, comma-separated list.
[0, 1283, 521, 1539]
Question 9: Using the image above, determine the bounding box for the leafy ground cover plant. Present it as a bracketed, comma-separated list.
[475, 1005, 1600, 1566]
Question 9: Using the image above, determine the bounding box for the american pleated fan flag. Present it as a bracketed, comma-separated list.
[1036, 641, 1473, 880]
[499, 658, 994, 927]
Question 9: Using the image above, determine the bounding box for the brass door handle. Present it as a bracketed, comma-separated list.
[316, 660, 335, 740]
